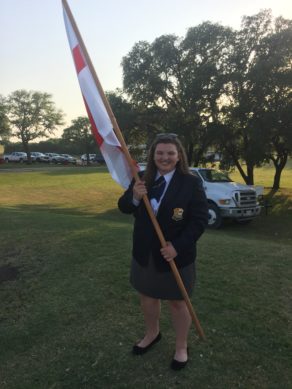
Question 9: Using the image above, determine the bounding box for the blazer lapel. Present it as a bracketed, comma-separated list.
[157, 170, 182, 215]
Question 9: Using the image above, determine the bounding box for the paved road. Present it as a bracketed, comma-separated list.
[0, 166, 81, 173]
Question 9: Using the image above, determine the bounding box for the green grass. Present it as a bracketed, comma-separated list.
[0, 165, 291, 388]
[229, 158, 292, 189]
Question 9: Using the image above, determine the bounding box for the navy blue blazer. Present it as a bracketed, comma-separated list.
[118, 169, 208, 272]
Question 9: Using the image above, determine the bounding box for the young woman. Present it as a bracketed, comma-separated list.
[118, 134, 208, 370]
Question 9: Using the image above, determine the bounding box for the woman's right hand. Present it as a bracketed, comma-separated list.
[133, 180, 147, 201]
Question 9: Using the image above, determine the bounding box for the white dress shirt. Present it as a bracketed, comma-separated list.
[133, 169, 176, 214]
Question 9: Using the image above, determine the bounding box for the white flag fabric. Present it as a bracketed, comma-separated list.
[63, 6, 133, 188]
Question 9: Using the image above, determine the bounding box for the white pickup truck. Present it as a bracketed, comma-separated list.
[190, 168, 263, 228]
[4, 152, 28, 163]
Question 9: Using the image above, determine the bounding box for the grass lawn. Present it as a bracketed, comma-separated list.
[0, 165, 291, 388]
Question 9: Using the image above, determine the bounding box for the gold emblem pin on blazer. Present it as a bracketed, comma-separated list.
[172, 208, 184, 221]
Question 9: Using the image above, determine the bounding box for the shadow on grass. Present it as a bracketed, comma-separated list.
[216, 210, 292, 242]
[0, 203, 123, 218]
[265, 188, 292, 212]
[1, 198, 291, 245]
[42, 166, 108, 176]
[0, 204, 127, 225]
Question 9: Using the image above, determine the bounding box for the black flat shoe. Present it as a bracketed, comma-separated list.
[170, 358, 188, 370]
[170, 348, 189, 370]
[132, 332, 162, 355]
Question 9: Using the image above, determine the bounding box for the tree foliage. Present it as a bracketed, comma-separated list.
[252, 16, 292, 189]
[7, 90, 64, 162]
[62, 116, 95, 164]
[122, 10, 292, 187]
[107, 90, 148, 160]
[215, 10, 292, 186]
[122, 24, 235, 165]
[0, 95, 10, 142]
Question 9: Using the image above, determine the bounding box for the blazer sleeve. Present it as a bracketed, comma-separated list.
[171, 176, 208, 256]
[118, 177, 139, 214]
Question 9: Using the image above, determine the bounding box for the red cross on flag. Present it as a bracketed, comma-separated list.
[63, 3, 133, 189]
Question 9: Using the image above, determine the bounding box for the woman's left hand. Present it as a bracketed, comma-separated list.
[160, 242, 177, 262]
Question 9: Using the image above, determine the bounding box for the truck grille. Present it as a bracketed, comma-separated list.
[234, 190, 257, 207]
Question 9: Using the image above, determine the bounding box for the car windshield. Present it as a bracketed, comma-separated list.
[198, 169, 232, 183]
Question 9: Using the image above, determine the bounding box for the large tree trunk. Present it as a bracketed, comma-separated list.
[21, 138, 31, 164]
[186, 141, 194, 166]
[234, 159, 249, 184]
[273, 167, 282, 190]
[246, 162, 254, 185]
[233, 158, 254, 185]
[271, 153, 288, 190]
[193, 148, 205, 167]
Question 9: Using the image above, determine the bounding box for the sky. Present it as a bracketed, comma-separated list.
[1, 0, 291, 132]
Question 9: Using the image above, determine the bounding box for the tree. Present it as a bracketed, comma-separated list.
[107, 90, 148, 160]
[251, 17, 292, 189]
[62, 116, 94, 164]
[122, 24, 233, 165]
[122, 10, 291, 182]
[0, 95, 10, 142]
[212, 10, 274, 184]
[181, 22, 234, 165]
[215, 10, 292, 186]
[7, 90, 64, 162]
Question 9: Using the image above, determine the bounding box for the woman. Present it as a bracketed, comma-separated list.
[118, 134, 208, 370]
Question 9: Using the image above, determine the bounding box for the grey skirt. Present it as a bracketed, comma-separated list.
[130, 255, 196, 300]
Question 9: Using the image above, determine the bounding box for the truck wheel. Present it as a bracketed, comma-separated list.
[208, 203, 222, 229]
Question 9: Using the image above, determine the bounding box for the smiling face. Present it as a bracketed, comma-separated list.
[153, 142, 180, 175]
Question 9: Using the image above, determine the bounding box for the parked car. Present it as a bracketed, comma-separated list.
[95, 155, 105, 163]
[44, 153, 66, 164]
[80, 154, 97, 163]
[4, 152, 28, 163]
[60, 154, 77, 164]
[30, 152, 49, 162]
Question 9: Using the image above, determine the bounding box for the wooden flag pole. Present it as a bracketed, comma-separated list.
[62, 0, 206, 340]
